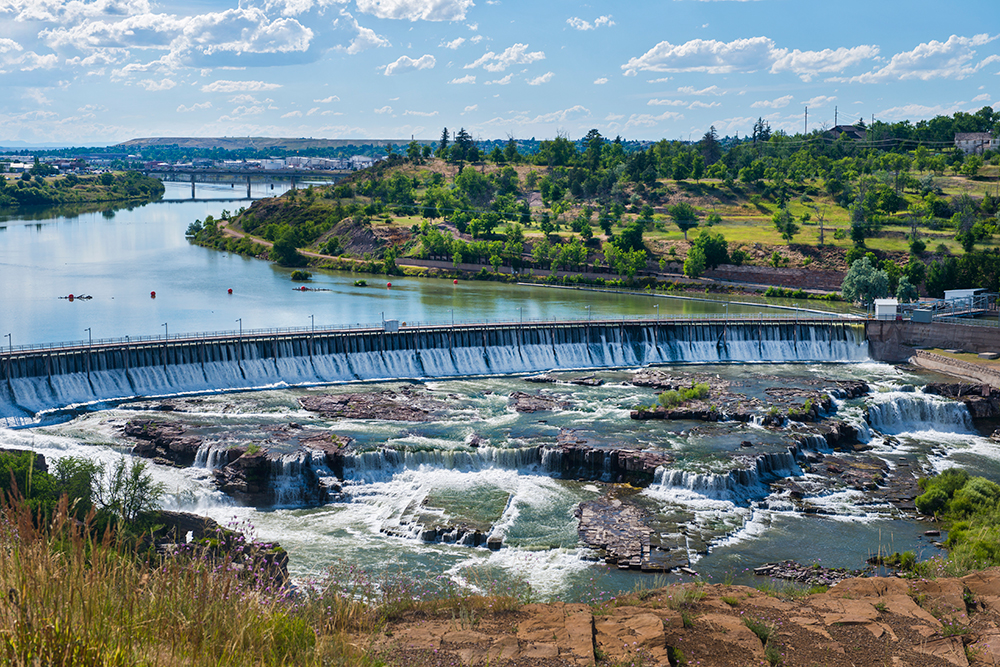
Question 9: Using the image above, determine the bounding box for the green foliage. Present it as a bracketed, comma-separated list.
[670, 202, 698, 240]
[683, 246, 706, 278]
[94, 457, 165, 525]
[690, 229, 729, 269]
[658, 383, 710, 409]
[841, 256, 889, 308]
[290, 270, 312, 281]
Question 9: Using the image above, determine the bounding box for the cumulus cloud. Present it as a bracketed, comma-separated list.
[281, 110, 302, 118]
[648, 98, 686, 106]
[677, 84, 723, 95]
[624, 110, 684, 129]
[374, 105, 392, 114]
[314, 95, 340, 102]
[844, 34, 999, 83]
[771, 45, 879, 81]
[622, 36, 877, 79]
[201, 79, 282, 92]
[3, 0, 152, 23]
[972, 93, 991, 103]
[802, 95, 836, 107]
[440, 37, 465, 49]
[335, 10, 391, 54]
[530, 105, 589, 123]
[383, 53, 435, 75]
[876, 102, 967, 120]
[0, 38, 23, 54]
[689, 100, 721, 109]
[484, 73, 512, 85]
[449, 74, 475, 83]
[137, 77, 176, 90]
[463, 104, 477, 112]
[465, 43, 544, 72]
[594, 77, 608, 84]
[177, 101, 212, 112]
[566, 15, 614, 31]
[404, 109, 438, 116]
[526, 71, 553, 85]
[751, 94, 793, 108]
[16, 52, 59, 70]
[355, 0, 474, 22]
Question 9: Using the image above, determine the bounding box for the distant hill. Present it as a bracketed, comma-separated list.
[116, 137, 434, 150]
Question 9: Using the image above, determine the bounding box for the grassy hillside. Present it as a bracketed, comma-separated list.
[189, 145, 1000, 297]
[0, 171, 164, 208]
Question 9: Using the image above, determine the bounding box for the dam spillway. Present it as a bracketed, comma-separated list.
[0, 317, 868, 425]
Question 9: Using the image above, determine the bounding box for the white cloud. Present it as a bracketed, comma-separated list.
[771, 45, 879, 81]
[314, 95, 340, 103]
[751, 94, 793, 109]
[802, 95, 836, 107]
[623, 36, 877, 79]
[137, 77, 176, 91]
[440, 37, 465, 49]
[404, 109, 438, 116]
[201, 80, 282, 93]
[335, 10, 391, 54]
[15, 52, 59, 71]
[530, 104, 589, 123]
[605, 113, 624, 121]
[306, 107, 319, 115]
[845, 34, 999, 83]
[648, 99, 686, 106]
[0, 38, 23, 54]
[449, 74, 475, 83]
[877, 102, 967, 120]
[23, 89, 52, 106]
[526, 71, 553, 85]
[677, 84, 723, 96]
[594, 77, 608, 84]
[3, 0, 152, 23]
[463, 104, 477, 112]
[355, 0, 474, 22]
[624, 110, 684, 129]
[689, 100, 721, 109]
[566, 15, 614, 31]
[383, 53, 435, 75]
[281, 110, 302, 118]
[972, 93, 991, 103]
[484, 73, 512, 85]
[177, 101, 212, 112]
[465, 43, 544, 72]
[374, 105, 393, 114]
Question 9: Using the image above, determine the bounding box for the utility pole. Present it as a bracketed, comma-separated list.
[804, 107, 808, 135]
[835, 106, 838, 127]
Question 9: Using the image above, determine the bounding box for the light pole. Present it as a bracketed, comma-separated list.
[85, 327, 92, 348]
[310, 314, 314, 335]
[585, 305, 591, 323]
[654, 304, 659, 322]
[450, 308, 454, 327]
[237, 318, 242, 337]
[162, 322, 168, 340]
[4, 333, 10, 355]
[518, 307, 523, 324]
[236, 318, 243, 363]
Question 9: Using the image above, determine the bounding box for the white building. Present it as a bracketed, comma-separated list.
[955, 133, 998, 155]
[874, 298, 899, 320]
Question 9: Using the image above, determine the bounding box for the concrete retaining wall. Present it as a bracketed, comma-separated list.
[910, 350, 1000, 387]
[866, 320, 1000, 362]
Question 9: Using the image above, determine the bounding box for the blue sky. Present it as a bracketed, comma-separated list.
[1, 0, 998, 145]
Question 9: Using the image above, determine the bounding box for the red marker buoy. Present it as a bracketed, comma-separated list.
[386, 282, 392, 288]
[453, 279, 458, 284]
[228, 288, 233, 294]
[68, 294, 74, 301]
[150, 291, 156, 298]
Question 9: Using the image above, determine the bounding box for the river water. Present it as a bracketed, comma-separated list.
[1, 185, 996, 601]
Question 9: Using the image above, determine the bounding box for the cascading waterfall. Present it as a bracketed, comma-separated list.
[341, 445, 545, 482]
[650, 449, 801, 502]
[866, 391, 975, 434]
[1, 321, 868, 425]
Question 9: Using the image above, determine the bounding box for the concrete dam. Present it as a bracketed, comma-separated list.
[1, 317, 868, 426]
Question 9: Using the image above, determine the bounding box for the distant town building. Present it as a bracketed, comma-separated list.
[349, 155, 376, 170]
[954, 132, 997, 155]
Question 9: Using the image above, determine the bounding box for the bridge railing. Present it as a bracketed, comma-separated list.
[2, 312, 856, 355]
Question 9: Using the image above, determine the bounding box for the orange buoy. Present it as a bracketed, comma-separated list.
[228, 288, 233, 294]
[150, 291, 156, 298]
[386, 282, 392, 288]
[453, 279, 458, 284]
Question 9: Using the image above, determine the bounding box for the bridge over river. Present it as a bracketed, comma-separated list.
[144, 167, 349, 199]
[1, 315, 868, 426]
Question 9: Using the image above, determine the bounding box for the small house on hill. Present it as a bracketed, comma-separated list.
[954, 133, 997, 155]
[827, 125, 867, 141]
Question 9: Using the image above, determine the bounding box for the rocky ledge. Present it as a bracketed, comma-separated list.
[299, 386, 449, 421]
[372, 572, 1000, 666]
[924, 382, 1000, 420]
[508, 390, 571, 413]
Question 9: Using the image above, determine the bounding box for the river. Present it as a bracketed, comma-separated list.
[0, 185, 995, 602]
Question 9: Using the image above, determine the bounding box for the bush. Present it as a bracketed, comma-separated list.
[915, 488, 948, 515]
[290, 270, 312, 281]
